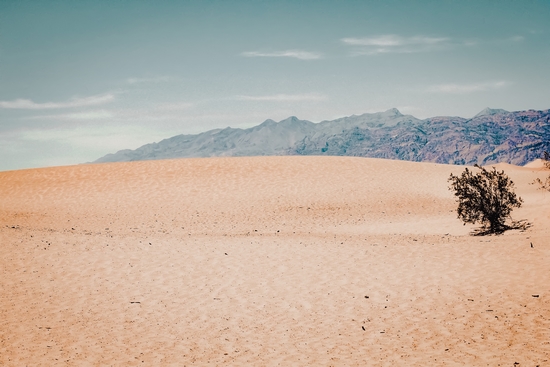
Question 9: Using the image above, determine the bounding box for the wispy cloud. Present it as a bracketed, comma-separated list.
[234, 93, 327, 102]
[155, 102, 194, 111]
[426, 81, 510, 94]
[0, 94, 115, 110]
[64, 110, 114, 120]
[462, 40, 479, 47]
[24, 100, 195, 124]
[342, 34, 450, 55]
[15, 124, 172, 167]
[126, 76, 172, 84]
[342, 35, 448, 47]
[508, 35, 524, 42]
[26, 110, 114, 121]
[241, 50, 322, 60]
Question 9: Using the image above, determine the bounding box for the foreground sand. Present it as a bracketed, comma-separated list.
[1, 156, 549, 366]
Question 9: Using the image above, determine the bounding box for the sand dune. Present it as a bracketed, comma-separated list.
[1, 156, 549, 366]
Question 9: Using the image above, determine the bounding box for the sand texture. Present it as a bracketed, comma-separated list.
[1, 156, 549, 366]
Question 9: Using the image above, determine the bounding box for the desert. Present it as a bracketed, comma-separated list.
[3, 1, 550, 365]
[1, 155, 549, 366]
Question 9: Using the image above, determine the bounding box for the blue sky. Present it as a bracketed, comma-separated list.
[1, 0, 549, 171]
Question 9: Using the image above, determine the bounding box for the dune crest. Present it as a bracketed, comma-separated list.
[524, 158, 550, 169]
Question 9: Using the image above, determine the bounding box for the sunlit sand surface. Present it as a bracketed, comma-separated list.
[1, 156, 549, 365]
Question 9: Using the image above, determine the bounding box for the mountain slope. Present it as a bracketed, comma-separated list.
[94, 108, 550, 166]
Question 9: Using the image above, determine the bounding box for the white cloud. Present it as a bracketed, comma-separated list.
[155, 102, 194, 111]
[234, 93, 327, 102]
[508, 36, 524, 42]
[342, 34, 527, 56]
[426, 81, 510, 94]
[342, 35, 450, 55]
[64, 110, 114, 120]
[126, 76, 172, 84]
[0, 94, 115, 109]
[23, 100, 194, 123]
[24, 109, 114, 121]
[342, 35, 449, 46]
[241, 50, 322, 60]
[109, 107, 192, 122]
[18, 124, 160, 147]
[462, 40, 479, 47]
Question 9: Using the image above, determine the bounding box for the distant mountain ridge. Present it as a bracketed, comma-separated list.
[473, 107, 509, 118]
[94, 108, 550, 166]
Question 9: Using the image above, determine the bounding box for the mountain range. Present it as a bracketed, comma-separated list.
[94, 108, 550, 166]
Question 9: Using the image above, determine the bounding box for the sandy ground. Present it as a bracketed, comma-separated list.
[1, 156, 549, 366]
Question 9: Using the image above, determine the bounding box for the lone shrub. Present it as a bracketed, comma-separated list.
[448, 164, 523, 234]
[534, 151, 550, 191]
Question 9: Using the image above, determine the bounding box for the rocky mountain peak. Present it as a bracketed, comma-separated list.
[474, 107, 509, 118]
[279, 116, 300, 124]
[381, 108, 403, 116]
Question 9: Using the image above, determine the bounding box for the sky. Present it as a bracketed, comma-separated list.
[1, 0, 549, 171]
